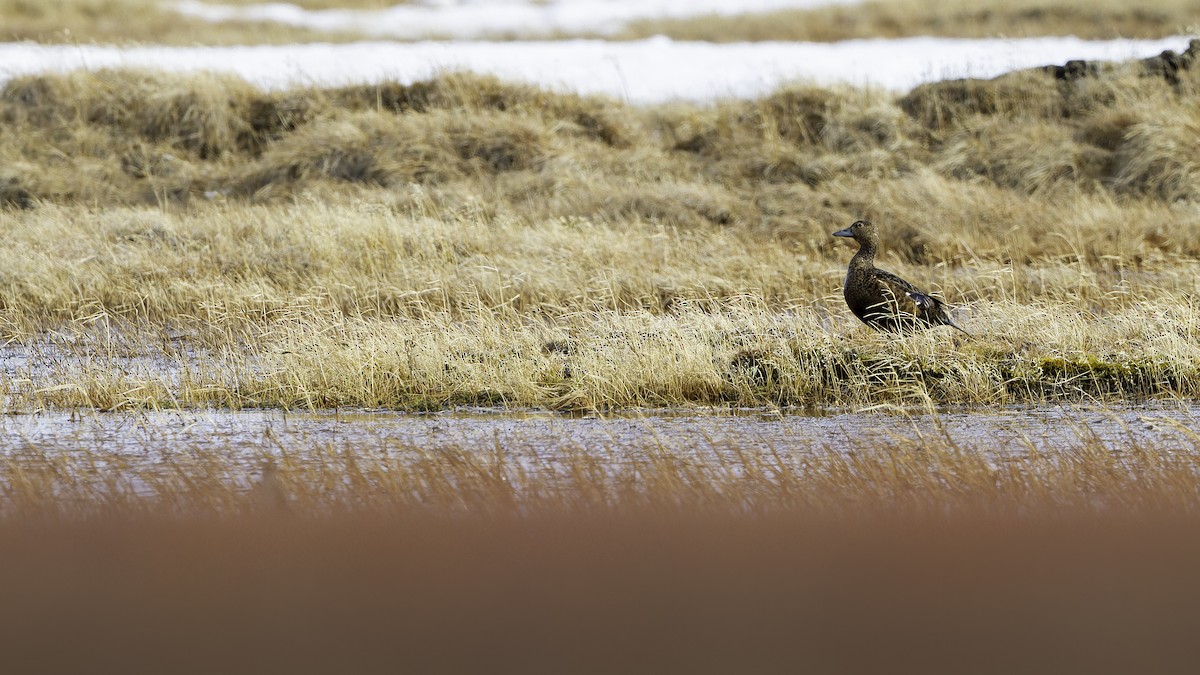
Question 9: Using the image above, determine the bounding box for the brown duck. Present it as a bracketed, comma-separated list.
[833, 220, 968, 334]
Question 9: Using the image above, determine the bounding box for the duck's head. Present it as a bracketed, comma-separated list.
[832, 219, 877, 245]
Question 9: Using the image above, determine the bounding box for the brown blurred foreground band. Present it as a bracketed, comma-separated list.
[2, 510, 1199, 674]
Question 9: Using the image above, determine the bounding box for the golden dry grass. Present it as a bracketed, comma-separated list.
[3, 201, 1200, 411]
[2, 47, 1200, 410]
[7, 0, 1198, 45]
[0, 0, 369, 44]
[622, 0, 1200, 42]
[213, 0, 405, 7]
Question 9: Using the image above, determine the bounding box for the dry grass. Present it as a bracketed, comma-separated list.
[4, 51, 1199, 224]
[622, 0, 1200, 42]
[0, 0, 370, 44]
[2, 201, 1200, 411]
[2, 49, 1200, 410]
[212, 0, 405, 7]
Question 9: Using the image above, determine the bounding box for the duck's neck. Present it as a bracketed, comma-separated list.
[849, 240, 877, 269]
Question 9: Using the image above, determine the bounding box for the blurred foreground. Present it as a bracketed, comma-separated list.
[3, 508, 1198, 673]
[4, 406, 1200, 672]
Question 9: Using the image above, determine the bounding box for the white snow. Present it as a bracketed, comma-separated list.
[3, 1, 1187, 103]
[0, 36, 1187, 103]
[172, 0, 864, 40]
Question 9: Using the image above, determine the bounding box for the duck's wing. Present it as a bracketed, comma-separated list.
[876, 270, 971, 335]
[872, 269, 933, 313]
[905, 289, 942, 311]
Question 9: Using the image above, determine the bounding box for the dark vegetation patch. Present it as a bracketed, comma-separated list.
[0, 177, 33, 209]
[703, 343, 1199, 410]
[726, 349, 784, 389]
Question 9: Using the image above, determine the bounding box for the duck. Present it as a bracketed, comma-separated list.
[832, 220, 968, 334]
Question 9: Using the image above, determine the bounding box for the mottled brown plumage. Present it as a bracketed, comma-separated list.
[833, 220, 968, 334]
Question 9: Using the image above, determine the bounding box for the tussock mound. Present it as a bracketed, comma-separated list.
[936, 120, 1100, 194]
[900, 70, 1065, 128]
[2, 42, 1200, 217]
[1112, 112, 1200, 202]
[231, 109, 550, 196]
[1, 70, 261, 157]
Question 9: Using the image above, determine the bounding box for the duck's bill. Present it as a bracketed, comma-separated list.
[832, 228, 853, 237]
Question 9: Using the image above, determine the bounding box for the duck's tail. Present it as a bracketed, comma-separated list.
[936, 304, 972, 337]
[944, 315, 972, 337]
[910, 291, 973, 338]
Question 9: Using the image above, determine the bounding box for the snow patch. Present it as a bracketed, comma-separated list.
[0, 36, 1186, 103]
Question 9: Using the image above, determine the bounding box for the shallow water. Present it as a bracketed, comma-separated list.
[4, 401, 1198, 460]
[4, 403, 1197, 500]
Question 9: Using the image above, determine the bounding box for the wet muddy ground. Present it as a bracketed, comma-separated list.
[3, 402, 1197, 501]
[4, 401, 1198, 459]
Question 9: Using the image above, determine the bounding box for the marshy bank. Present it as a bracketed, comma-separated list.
[2, 300, 1199, 411]
[3, 44, 1200, 410]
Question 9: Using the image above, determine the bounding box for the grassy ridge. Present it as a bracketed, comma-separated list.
[623, 0, 1200, 42]
[2, 47, 1200, 410]
[3, 45, 1199, 220]
[0, 0, 361, 44]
